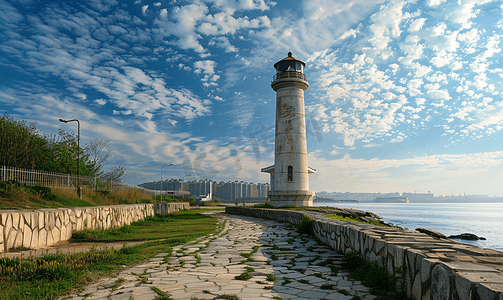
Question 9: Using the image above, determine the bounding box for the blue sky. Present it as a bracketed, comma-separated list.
[1, 0, 503, 196]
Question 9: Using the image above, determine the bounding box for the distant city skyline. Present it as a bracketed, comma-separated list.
[1, 0, 503, 197]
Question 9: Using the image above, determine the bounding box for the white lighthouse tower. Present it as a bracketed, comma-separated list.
[262, 52, 316, 207]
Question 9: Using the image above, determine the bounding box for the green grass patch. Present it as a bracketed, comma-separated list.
[234, 272, 252, 280]
[71, 210, 217, 242]
[266, 273, 277, 282]
[0, 210, 219, 300]
[325, 214, 384, 227]
[296, 215, 314, 235]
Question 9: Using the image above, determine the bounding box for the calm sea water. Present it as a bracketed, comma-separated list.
[315, 202, 503, 252]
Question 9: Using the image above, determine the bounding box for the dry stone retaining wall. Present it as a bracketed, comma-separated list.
[226, 206, 503, 300]
[0, 202, 189, 253]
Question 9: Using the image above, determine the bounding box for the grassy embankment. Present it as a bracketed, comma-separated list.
[0, 180, 203, 210]
[253, 203, 386, 227]
[0, 208, 224, 300]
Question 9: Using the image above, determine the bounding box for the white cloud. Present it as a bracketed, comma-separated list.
[193, 60, 216, 76]
[208, 36, 237, 52]
[408, 18, 426, 32]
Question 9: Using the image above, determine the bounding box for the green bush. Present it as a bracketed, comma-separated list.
[296, 215, 314, 235]
[29, 185, 55, 200]
[253, 203, 274, 209]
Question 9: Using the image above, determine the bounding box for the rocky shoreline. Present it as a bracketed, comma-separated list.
[311, 206, 488, 243]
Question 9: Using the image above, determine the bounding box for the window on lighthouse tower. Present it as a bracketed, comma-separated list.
[287, 166, 293, 182]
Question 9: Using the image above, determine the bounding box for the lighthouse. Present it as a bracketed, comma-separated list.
[261, 52, 316, 207]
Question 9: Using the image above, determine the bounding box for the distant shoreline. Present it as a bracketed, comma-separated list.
[314, 198, 503, 204]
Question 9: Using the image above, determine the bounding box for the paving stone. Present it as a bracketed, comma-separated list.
[63, 212, 374, 300]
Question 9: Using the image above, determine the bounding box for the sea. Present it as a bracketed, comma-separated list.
[314, 202, 503, 252]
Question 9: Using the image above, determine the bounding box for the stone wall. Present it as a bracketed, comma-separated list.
[0, 202, 189, 253]
[226, 206, 503, 300]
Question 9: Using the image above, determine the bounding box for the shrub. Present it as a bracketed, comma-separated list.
[296, 215, 314, 235]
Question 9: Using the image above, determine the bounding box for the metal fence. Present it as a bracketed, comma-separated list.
[0, 165, 158, 194]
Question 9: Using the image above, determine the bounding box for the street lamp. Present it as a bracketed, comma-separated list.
[59, 118, 80, 198]
[160, 164, 173, 201]
[182, 175, 192, 197]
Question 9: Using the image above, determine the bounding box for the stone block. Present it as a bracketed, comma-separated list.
[12, 213, 20, 230]
[0, 224, 3, 252]
[4, 214, 12, 238]
[52, 227, 60, 244]
[455, 272, 476, 300]
[375, 239, 385, 255]
[431, 264, 451, 300]
[6, 228, 16, 250]
[55, 213, 62, 229]
[38, 212, 44, 229]
[47, 212, 55, 230]
[23, 223, 32, 248]
[421, 258, 436, 284]
[76, 218, 83, 231]
[13, 230, 23, 248]
[394, 246, 405, 271]
[22, 212, 31, 227]
[47, 230, 53, 246]
[39, 228, 47, 246]
[60, 224, 66, 241]
[64, 210, 70, 225]
[476, 283, 503, 300]
[31, 212, 38, 230]
[31, 228, 39, 248]
[412, 272, 421, 300]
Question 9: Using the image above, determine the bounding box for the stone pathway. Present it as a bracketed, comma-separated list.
[63, 212, 375, 300]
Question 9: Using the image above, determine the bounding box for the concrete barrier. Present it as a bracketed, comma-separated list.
[226, 206, 503, 300]
[0, 202, 189, 253]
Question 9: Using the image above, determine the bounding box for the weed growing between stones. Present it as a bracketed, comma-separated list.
[266, 273, 277, 282]
[281, 277, 292, 285]
[298, 279, 309, 284]
[321, 283, 336, 289]
[244, 267, 255, 272]
[256, 280, 267, 284]
[330, 265, 339, 276]
[234, 272, 252, 280]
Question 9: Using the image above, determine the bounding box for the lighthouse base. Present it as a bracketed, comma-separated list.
[267, 190, 314, 208]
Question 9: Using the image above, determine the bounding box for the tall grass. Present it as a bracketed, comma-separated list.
[0, 181, 158, 209]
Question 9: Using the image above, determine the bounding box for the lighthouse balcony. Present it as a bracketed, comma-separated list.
[273, 71, 307, 82]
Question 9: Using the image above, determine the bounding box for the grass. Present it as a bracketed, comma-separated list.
[0, 210, 220, 300]
[0, 180, 194, 210]
[325, 214, 385, 227]
[234, 272, 252, 280]
[71, 210, 217, 242]
[266, 274, 277, 282]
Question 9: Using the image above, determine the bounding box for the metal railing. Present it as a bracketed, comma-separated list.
[272, 71, 308, 82]
[0, 165, 158, 194]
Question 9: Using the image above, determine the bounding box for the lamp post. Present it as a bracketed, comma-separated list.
[59, 118, 80, 198]
[160, 164, 173, 201]
[182, 175, 191, 197]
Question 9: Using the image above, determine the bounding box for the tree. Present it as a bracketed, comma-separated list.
[84, 138, 112, 176]
[0, 115, 50, 170]
[103, 166, 128, 183]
